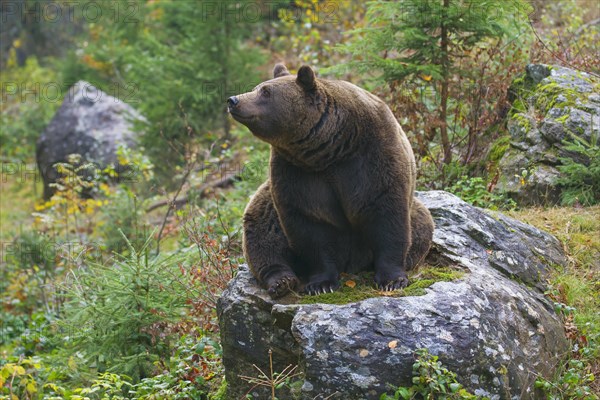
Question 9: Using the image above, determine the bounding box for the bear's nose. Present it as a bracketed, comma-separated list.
[227, 96, 239, 108]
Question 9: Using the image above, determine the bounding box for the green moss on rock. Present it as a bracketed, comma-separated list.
[508, 73, 537, 117]
[512, 113, 532, 132]
[299, 266, 465, 305]
[486, 135, 511, 168]
[510, 66, 598, 118]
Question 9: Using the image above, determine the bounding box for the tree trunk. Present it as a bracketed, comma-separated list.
[222, 6, 231, 140]
[440, 0, 452, 165]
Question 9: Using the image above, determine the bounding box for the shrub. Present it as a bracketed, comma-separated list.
[381, 349, 481, 400]
[446, 176, 516, 210]
[97, 189, 150, 256]
[133, 333, 222, 399]
[0, 357, 42, 399]
[557, 134, 600, 206]
[535, 302, 599, 400]
[62, 235, 190, 381]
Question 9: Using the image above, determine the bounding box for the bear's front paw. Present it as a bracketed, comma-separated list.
[374, 270, 409, 291]
[267, 275, 299, 299]
[304, 273, 340, 295]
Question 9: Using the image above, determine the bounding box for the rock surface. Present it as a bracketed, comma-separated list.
[496, 64, 599, 205]
[36, 81, 144, 199]
[217, 191, 569, 400]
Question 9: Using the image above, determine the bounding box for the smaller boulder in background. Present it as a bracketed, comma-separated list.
[496, 64, 599, 206]
[36, 81, 144, 199]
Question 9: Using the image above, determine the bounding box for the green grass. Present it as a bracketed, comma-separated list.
[509, 206, 600, 396]
[0, 178, 40, 241]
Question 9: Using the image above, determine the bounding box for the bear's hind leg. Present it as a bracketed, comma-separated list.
[243, 182, 299, 298]
[406, 198, 435, 270]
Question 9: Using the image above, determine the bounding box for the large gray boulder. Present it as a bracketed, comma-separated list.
[496, 64, 599, 205]
[36, 81, 144, 199]
[217, 191, 569, 400]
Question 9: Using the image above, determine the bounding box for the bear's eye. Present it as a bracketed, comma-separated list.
[260, 86, 271, 98]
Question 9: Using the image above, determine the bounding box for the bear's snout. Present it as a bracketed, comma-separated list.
[227, 96, 239, 109]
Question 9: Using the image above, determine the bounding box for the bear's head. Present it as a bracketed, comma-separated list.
[227, 64, 323, 146]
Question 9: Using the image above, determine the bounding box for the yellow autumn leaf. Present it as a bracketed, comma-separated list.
[99, 183, 111, 195]
[388, 340, 398, 349]
[68, 356, 77, 371]
[421, 74, 433, 82]
[345, 280, 356, 288]
[26, 381, 37, 394]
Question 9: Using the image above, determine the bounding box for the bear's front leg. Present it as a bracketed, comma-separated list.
[277, 211, 341, 295]
[363, 203, 412, 291]
[303, 238, 340, 295]
[243, 181, 299, 298]
[269, 151, 344, 295]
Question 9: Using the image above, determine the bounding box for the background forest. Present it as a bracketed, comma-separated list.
[0, 0, 599, 398]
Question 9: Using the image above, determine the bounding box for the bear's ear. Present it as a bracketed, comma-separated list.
[296, 65, 316, 91]
[273, 63, 290, 78]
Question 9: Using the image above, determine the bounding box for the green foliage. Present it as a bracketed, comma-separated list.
[70, 372, 134, 400]
[533, 0, 600, 74]
[62, 235, 189, 381]
[0, 357, 42, 399]
[446, 176, 516, 210]
[134, 333, 222, 399]
[0, 312, 29, 347]
[61, 0, 266, 181]
[557, 134, 600, 206]
[333, 0, 532, 191]
[336, 0, 531, 164]
[269, 0, 365, 68]
[0, 56, 59, 160]
[97, 189, 149, 255]
[534, 351, 598, 400]
[381, 349, 482, 400]
[340, 0, 528, 80]
[535, 305, 599, 400]
[2, 229, 60, 316]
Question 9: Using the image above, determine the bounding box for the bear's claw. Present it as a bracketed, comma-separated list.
[304, 280, 339, 296]
[374, 273, 409, 292]
[268, 275, 299, 299]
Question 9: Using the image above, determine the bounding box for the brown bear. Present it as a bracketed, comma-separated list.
[228, 64, 434, 298]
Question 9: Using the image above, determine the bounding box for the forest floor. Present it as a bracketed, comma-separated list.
[1, 176, 598, 397]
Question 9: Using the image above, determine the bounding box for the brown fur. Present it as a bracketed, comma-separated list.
[230, 64, 434, 298]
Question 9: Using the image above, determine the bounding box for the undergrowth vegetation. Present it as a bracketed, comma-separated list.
[381, 349, 480, 400]
[510, 206, 600, 399]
